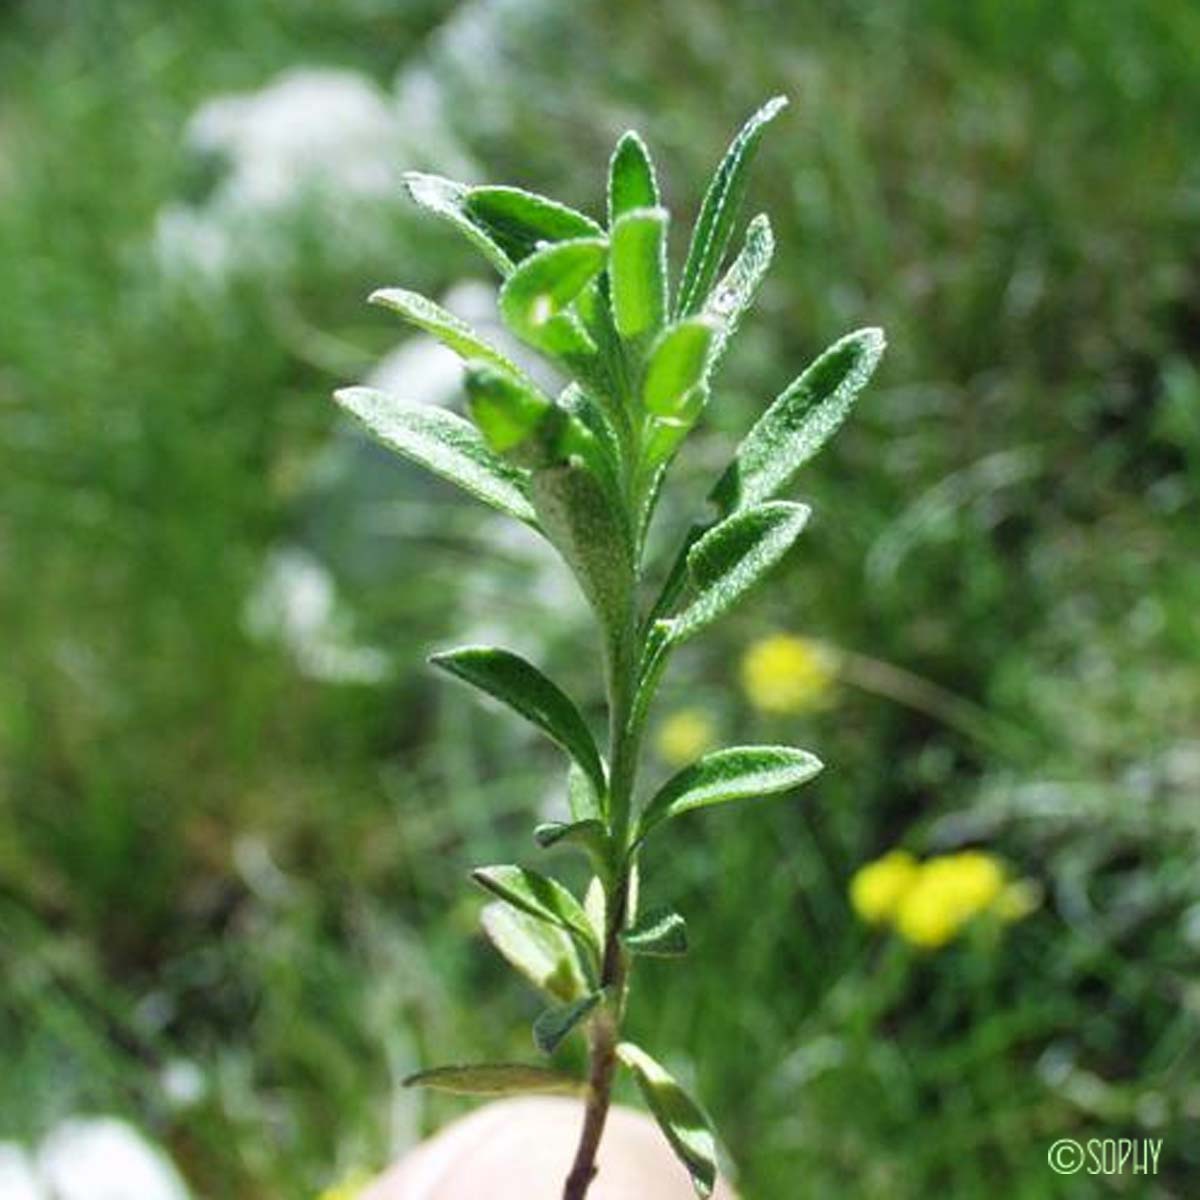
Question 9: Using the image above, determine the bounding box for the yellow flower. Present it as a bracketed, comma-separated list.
[850, 845, 1036, 950]
[317, 1170, 371, 1200]
[740, 634, 837, 714]
[654, 707, 716, 766]
[850, 849, 919, 925]
[892, 866, 963, 949]
[894, 851, 1005, 949]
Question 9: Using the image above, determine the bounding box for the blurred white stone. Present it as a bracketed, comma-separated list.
[0, 1144, 45, 1200]
[244, 546, 391, 684]
[160, 1060, 207, 1111]
[189, 68, 399, 212]
[155, 65, 470, 278]
[36, 1118, 190, 1200]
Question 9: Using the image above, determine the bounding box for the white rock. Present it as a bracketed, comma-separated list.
[0, 1144, 46, 1200]
[36, 1118, 189, 1200]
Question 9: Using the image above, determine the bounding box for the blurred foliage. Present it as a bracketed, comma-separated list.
[1, 0, 1198, 1196]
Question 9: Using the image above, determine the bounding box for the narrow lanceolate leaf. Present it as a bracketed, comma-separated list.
[472, 866, 598, 955]
[499, 238, 608, 359]
[429, 646, 605, 794]
[480, 902, 587, 1002]
[333, 388, 535, 525]
[621, 906, 688, 957]
[702, 213, 774, 374]
[534, 818, 609, 861]
[642, 319, 717, 419]
[368, 288, 529, 382]
[403, 1063, 582, 1097]
[466, 186, 604, 264]
[608, 130, 660, 224]
[402, 172, 514, 276]
[661, 500, 809, 645]
[530, 463, 633, 640]
[711, 328, 886, 515]
[636, 745, 823, 845]
[676, 95, 788, 318]
[567, 761, 603, 822]
[617, 1043, 717, 1196]
[533, 991, 604, 1055]
[610, 207, 669, 339]
[464, 362, 554, 455]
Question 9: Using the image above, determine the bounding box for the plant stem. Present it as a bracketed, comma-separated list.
[564, 602, 643, 1198]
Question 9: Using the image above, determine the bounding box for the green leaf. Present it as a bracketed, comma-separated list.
[567, 761, 603, 822]
[711, 328, 886, 515]
[480, 902, 588, 1002]
[333, 387, 535, 525]
[534, 818, 609, 858]
[642, 319, 717, 419]
[617, 1043, 717, 1196]
[463, 362, 553, 455]
[610, 207, 669, 340]
[530, 463, 633, 640]
[608, 130, 660, 224]
[676, 95, 788, 318]
[472, 866, 597, 955]
[636, 746, 823, 846]
[499, 238, 608, 359]
[621, 906, 688, 957]
[660, 500, 809, 644]
[368, 288, 529, 382]
[404, 1063, 582, 1096]
[702, 212, 774, 374]
[533, 991, 604, 1055]
[430, 645, 605, 795]
[402, 172, 514, 276]
[466, 186, 604, 263]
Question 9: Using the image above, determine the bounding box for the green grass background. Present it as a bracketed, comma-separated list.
[2, 1, 1198, 1195]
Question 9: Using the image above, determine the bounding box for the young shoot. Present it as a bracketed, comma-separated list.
[336, 96, 885, 1199]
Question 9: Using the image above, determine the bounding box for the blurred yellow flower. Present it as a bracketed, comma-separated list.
[317, 1170, 371, 1200]
[850, 849, 919, 924]
[654, 707, 716, 766]
[740, 634, 837, 714]
[851, 847, 1036, 950]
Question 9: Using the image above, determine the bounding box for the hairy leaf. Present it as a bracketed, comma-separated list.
[402, 172, 514, 275]
[472, 866, 597, 955]
[711, 328, 886, 514]
[608, 131, 660, 224]
[636, 746, 823, 845]
[333, 387, 535, 525]
[499, 238, 608, 359]
[480, 902, 588, 1002]
[463, 362, 553, 454]
[368, 288, 529, 382]
[466, 186, 604, 263]
[642, 319, 716, 419]
[676, 95, 788, 317]
[617, 1043, 717, 1196]
[534, 817, 609, 859]
[661, 500, 809, 644]
[404, 1063, 582, 1096]
[429, 646, 605, 794]
[702, 213, 774, 374]
[567, 761, 603, 822]
[620, 905, 688, 957]
[610, 207, 669, 340]
[533, 991, 604, 1055]
[530, 463, 633, 641]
